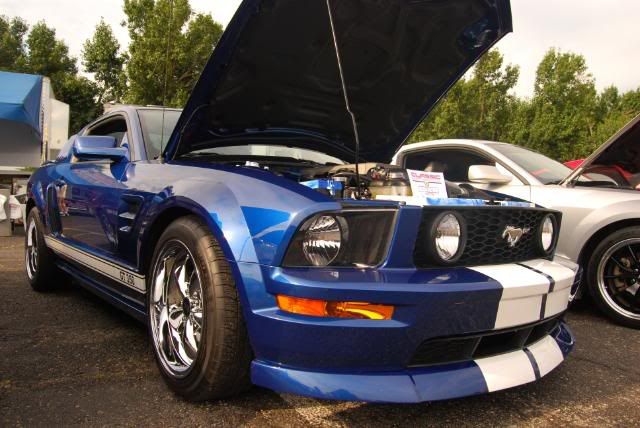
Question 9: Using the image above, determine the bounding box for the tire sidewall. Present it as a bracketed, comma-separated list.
[587, 226, 640, 328]
[24, 208, 53, 289]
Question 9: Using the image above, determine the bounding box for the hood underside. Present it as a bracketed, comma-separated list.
[565, 114, 640, 186]
[165, 0, 513, 163]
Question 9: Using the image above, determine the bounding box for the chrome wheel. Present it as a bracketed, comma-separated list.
[25, 218, 38, 280]
[597, 238, 640, 321]
[150, 240, 204, 376]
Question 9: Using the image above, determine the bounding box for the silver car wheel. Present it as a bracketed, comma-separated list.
[25, 218, 38, 280]
[597, 238, 640, 321]
[150, 240, 204, 377]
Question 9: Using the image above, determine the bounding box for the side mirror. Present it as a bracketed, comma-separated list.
[73, 136, 129, 162]
[468, 165, 512, 185]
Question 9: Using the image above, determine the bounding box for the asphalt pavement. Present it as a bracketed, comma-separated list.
[1, 232, 639, 427]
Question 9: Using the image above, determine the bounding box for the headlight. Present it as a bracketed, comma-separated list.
[302, 215, 344, 266]
[283, 209, 397, 267]
[539, 214, 557, 254]
[423, 211, 466, 265]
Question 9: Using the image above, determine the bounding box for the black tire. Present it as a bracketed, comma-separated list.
[147, 215, 252, 401]
[24, 207, 62, 292]
[587, 226, 640, 329]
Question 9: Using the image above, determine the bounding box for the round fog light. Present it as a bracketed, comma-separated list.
[433, 212, 464, 262]
[540, 215, 555, 252]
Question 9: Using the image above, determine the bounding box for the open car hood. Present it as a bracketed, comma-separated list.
[563, 114, 640, 185]
[164, 0, 513, 163]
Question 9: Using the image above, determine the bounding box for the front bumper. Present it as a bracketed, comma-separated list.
[235, 257, 579, 403]
[251, 321, 574, 403]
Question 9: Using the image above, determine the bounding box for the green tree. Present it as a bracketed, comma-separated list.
[0, 16, 28, 71]
[595, 86, 620, 122]
[25, 22, 102, 132]
[123, 0, 223, 107]
[24, 22, 77, 80]
[466, 50, 520, 141]
[56, 75, 103, 133]
[82, 19, 127, 103]
[527, 49, 597, 160]
[618, 88, 640, 116]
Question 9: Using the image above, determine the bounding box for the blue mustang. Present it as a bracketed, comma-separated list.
[25, 0, 579, 403]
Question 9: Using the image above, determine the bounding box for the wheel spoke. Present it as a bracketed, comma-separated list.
[191, 302, 203, 324]
[627, 245, 640, 267]
[168, 321, 191, 366]
[184, 318, 198, 354]
[152, 259, 167, 304]
[604, 273, 637, 280]
[167, 304, 184, 330]
[188, 269, 199, 296]
[174, 257, 190, 298]
[156, 305, 170, 359]
[610, 256, 634, 273]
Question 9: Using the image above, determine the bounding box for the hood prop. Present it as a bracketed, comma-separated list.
[326, 0, 362, 198]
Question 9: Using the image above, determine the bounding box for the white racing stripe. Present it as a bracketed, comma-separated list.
[475, 350, 536, 392]
[469, 263, 547, 329]
[527, 335, 565, 377]
[45, 236, 146, 292]
[469, 260, 576, 329]
[519, 259, 576, 319]
[475, 334, 566, 393]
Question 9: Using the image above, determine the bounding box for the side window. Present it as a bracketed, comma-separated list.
[87, 116, 129, 147]
[403, 149, 494, 182]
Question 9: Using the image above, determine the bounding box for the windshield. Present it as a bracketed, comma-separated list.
[189, 145, 345, 165]
[137, 109, 182, 159]
[489, 144, 572, 185]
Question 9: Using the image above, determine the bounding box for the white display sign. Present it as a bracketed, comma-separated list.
[406, 169, 448, 199]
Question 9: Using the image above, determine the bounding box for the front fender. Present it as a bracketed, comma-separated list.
[130, 162, 340, 266]
[562, 199, 640, 261]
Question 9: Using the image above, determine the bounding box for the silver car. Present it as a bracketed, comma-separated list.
[393, 115, 640, 328]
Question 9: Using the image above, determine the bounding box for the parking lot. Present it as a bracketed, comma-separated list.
[1, 232, 639, 427]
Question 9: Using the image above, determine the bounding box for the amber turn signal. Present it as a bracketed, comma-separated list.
[276, 295, 394, 320]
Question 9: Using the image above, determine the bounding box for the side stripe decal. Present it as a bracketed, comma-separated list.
[44, 236, 146, 292]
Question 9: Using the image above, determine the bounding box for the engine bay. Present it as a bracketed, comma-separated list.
[180, 152, 530, 206]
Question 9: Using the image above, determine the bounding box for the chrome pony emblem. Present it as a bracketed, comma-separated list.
[502, 226, 530, 247]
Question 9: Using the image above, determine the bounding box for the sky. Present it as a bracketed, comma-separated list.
[1, 0, 638, 98]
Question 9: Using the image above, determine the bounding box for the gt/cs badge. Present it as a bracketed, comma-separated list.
[502, 226, 530, 247]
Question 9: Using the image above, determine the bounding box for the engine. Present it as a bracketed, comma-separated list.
[298, 162, 494, 202]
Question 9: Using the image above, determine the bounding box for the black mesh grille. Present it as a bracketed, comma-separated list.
[409, 316, 562, 367]
[414, 207, 559, 267]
